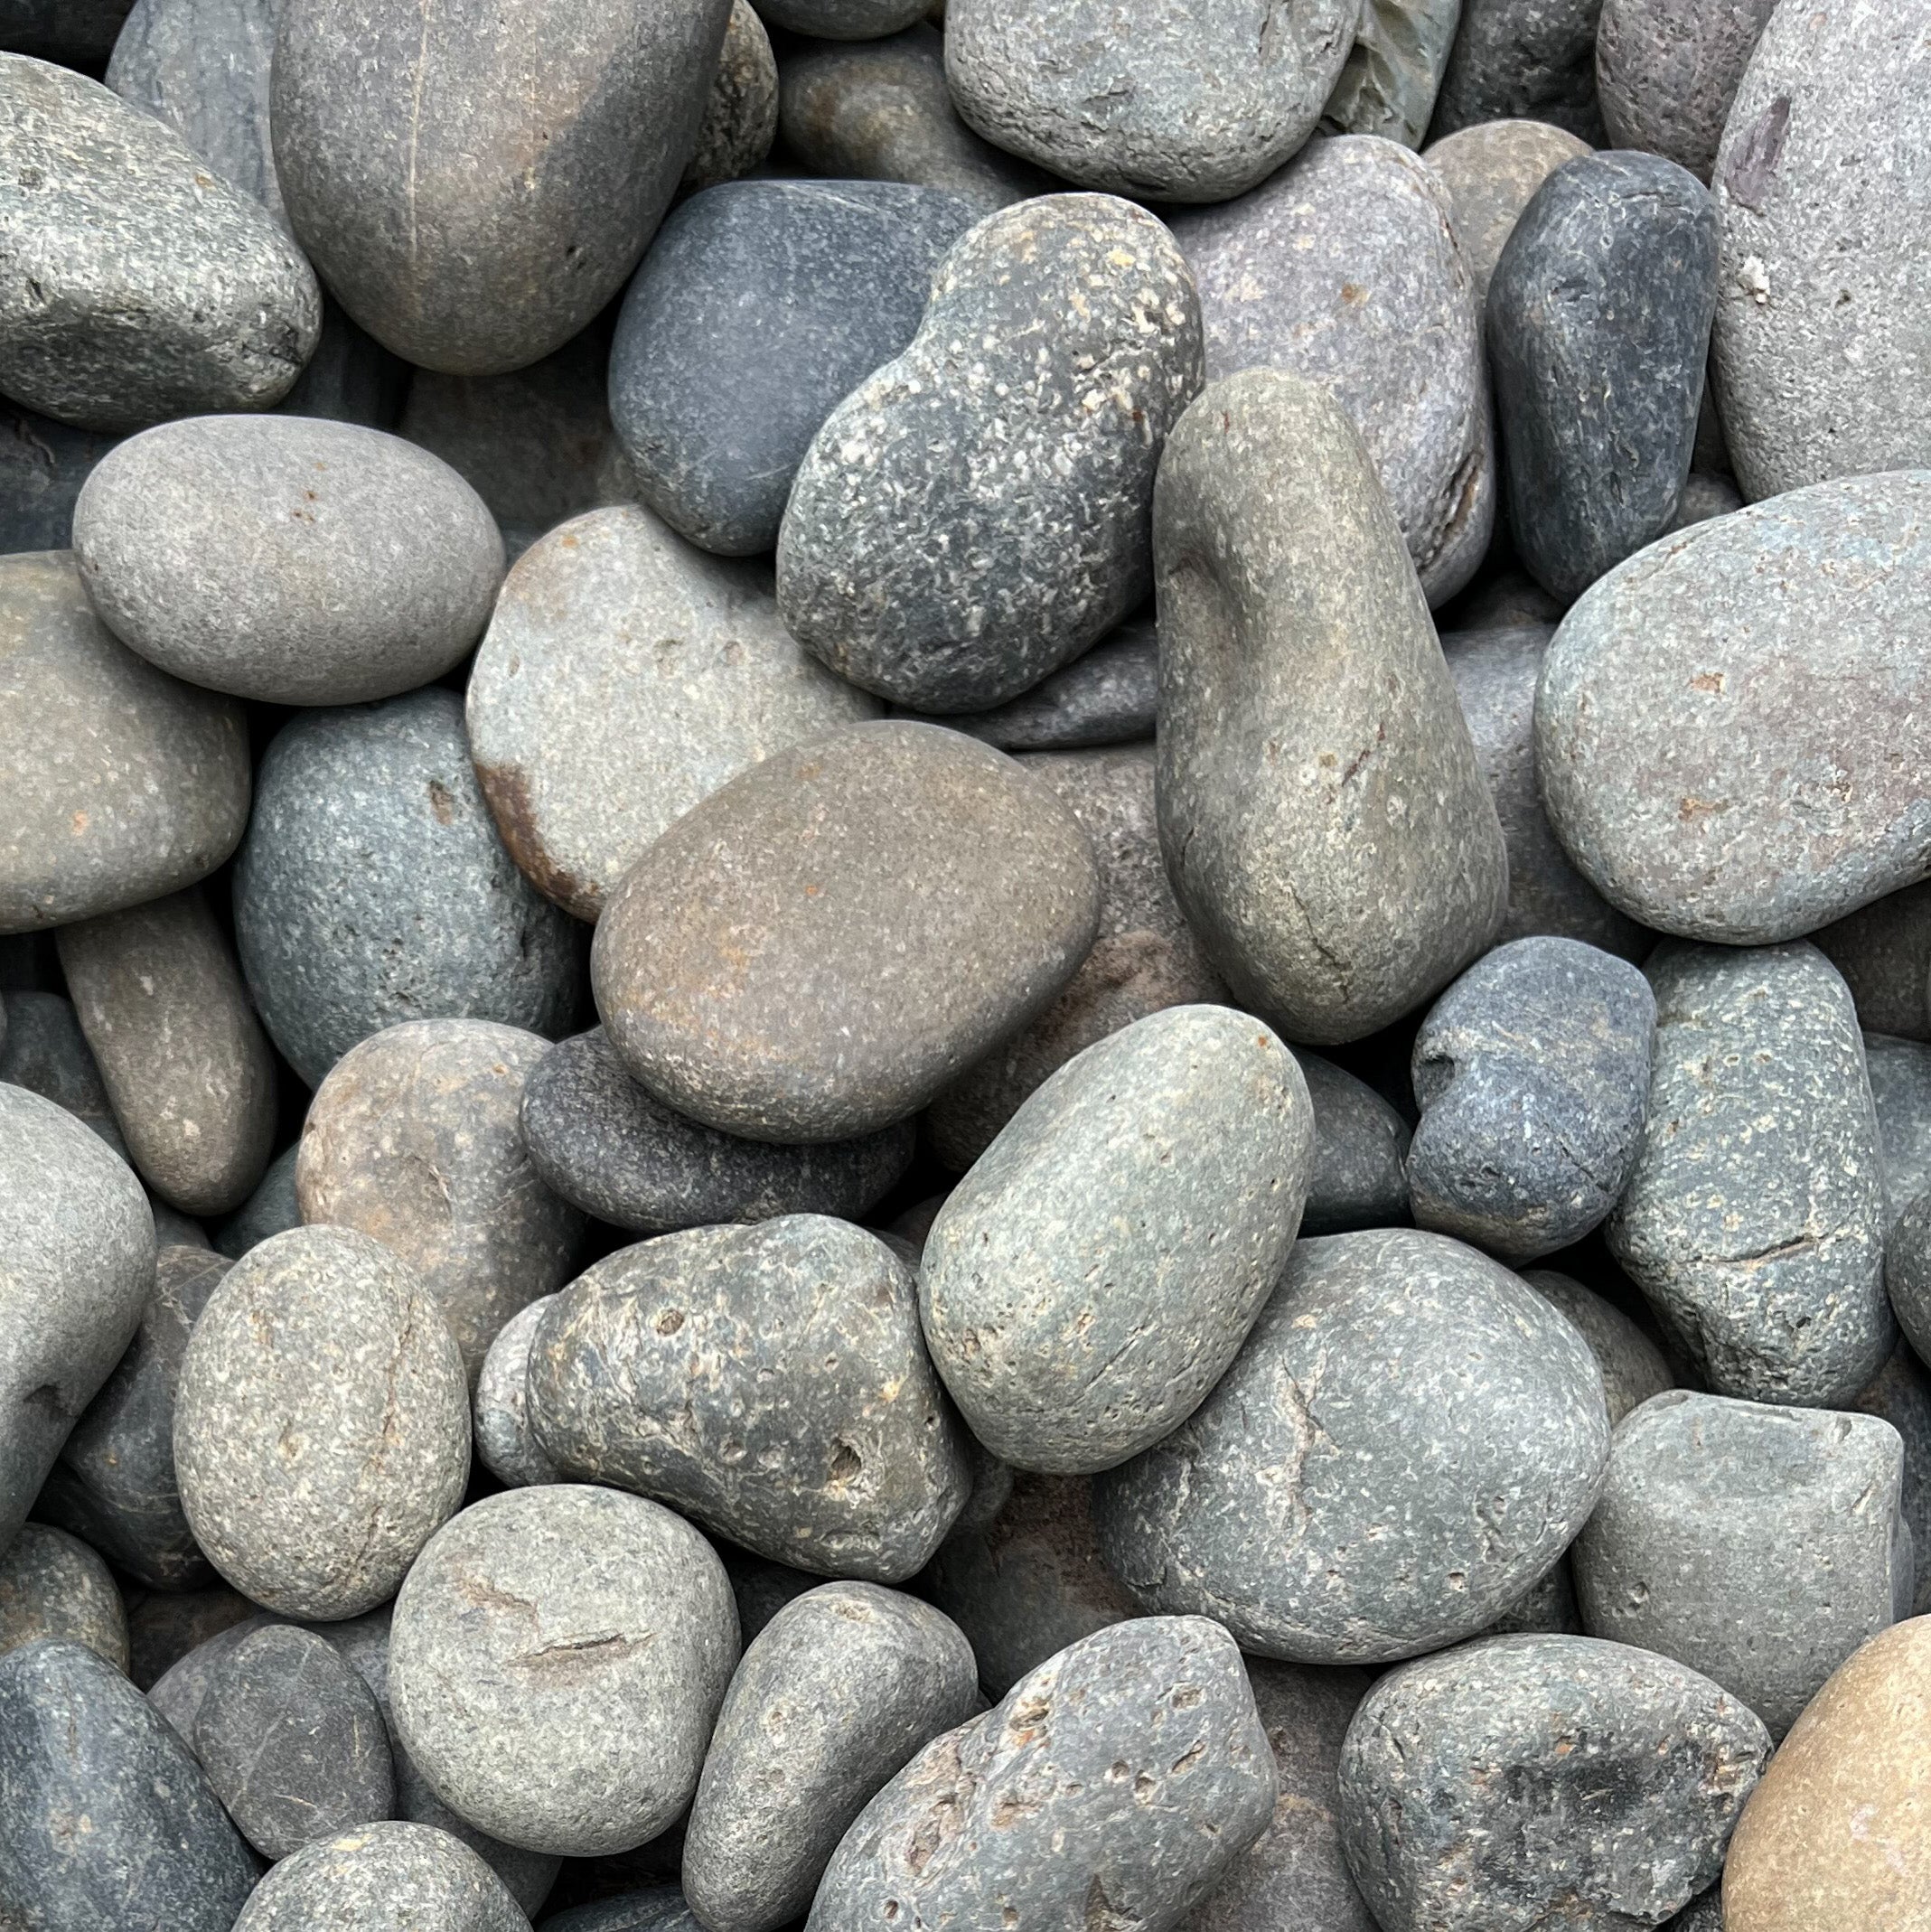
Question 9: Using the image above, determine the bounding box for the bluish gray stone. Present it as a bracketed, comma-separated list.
[1880, 1193, 1931, 1374]
[0, 988, 127, 1156]
[1816, 881, 1931, 1044]
[0, 1524, 129, 1671]
[1095, 1228, 1611, 1662]
[0, 404, 117, 555]
[1523, 1267, 1673, 1426]
[1292, 1049, 1412, 1235]
[1595, 0, 1778, 179]
[233, 1822, 532, 1931]
[1865, 1032, 1931, 1228]
[1427, 0, 1608, 140]
[1853, 1343, 1931, 1615]
[213, 1141, 300, 1258]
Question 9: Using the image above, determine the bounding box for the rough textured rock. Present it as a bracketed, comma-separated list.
[1407, 936, 1655, 1260]
[1172, 136, 1494, 606]
[1722, 1615, 1931, 1928]
[0, 1524, 128, 1670]
[778, 196, 1202, 713]
[1318, 0, 1461, 147]
[214, 1140, 301, 1258]
[1575, 1391, 1908, 1738]
[473, 1297, 560, 1490]
[1668, 1890, 1722, 1932]
[0, 1083, 152, 1552]
[521, 1027, 912, 1234]
[0, 988, 127, 1155]
[529, 1216, 970, 1580]
[1537, 473, 1931, 943]
[611, 182, 976, 557]
[0, 549, 249, 934]
[1853, 1344, 1931, 1616]
[0, 403, 117, 555]
[1523, 1269, 1673, 1425]
[681, 0, 777, 193]
[943, 0, 1355, 202]
[1596, 0, 1779, 181]
[1154, 370, 1508, 1045]
[0, 1637, 257, 1931]
[297, 1018, 586, 1379]
[468, 504, 880, 921]
[1866, 1032, 1931, 1226]
[1293, 1049, 1413, 1234]
[73, 416, 502, 705]
[233, 1823, 534, 1932]
[196, 1624, 395, 1859]
[1096, 1229, 1609, 1662]
[1337, 1635, 1769, 1931]
[1711, 0, 1931, 502]
[173, 1224, 472, 1619]
[1815, 882, 1931, 1044]
[234, 688, 584, 1088]
[683, 1584, 980, 1932]
[1421, 116, 1591, 311]
[592, 721, 1100, 1141]
[923, 1007, 1313, 1472]
[55, 887, 275, 1216]
[1428, 0, 1607, 141]
[389, 1486, 738, 1857]
[270, 0, 731, 374]
[0, 54, 318, 431]
[1607, 942, 1893, 1407]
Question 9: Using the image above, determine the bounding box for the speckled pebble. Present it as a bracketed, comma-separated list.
[1596, 0, 1778, 180]
[681, 0, 777, 194]
[1421, 116, 1591, 311]
[1523, 1268, 1673, 1425]
[1428, 0, 1607, 141]
[472, 1297, 560, 1490]
[0, 1523, 129, 1671]
[233, 1822, 534, 1932]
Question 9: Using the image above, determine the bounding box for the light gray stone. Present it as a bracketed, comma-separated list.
[1815, 881, 1931, 1044]
[1866, 1032, 1931, 1228]
[1523, 1268, 1673, 1425]
[1427, 0, 1607, 141]
[0, 1523, 128, 1670]
[1292, 1049, 1412, 1235]
[683, 0, 775, 192]
[1597, 0, 1777, 180]
[1319, 0, 1462, 147]
[473, 1297, 559, 1490]
[1421, 116, 1591, 311]
[233, 1822, 533, 1932]
[0, 988, 127, 1156]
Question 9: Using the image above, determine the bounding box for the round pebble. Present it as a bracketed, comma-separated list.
[1421, 116, 1591, 311]
[233, 1822, 533, 1932]
[0, 1523, 130, 1671]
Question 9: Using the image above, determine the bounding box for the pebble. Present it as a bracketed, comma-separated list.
[1428, 0, 1607, 141]
[389, 1486, 739, 1856]
[1596, 0, 1779, 181]
[1711, 0, 1931, 502]
[1866, 1031, 1931, 1226]
[1606, 942, 1893, 1407]
[1172, 136, 1495, 606]
[1154, 370, 1508, 1044]
[1537, 473, 1931, 943]
[126, 1583, 258, 1693]
[0, 1082, 153, 1552]
[1488, 151, 1720, 600]
[610, 181, 977, 557]
[270, 0, 731, 374]
[1336, 1635, 1771, 1932]
[527, 1215, 970, 1580]
[1420, 116, 1591, 311]
[1406, 936, 1656, 1261]
[0, 1637, 257, 1930]
[0, 988, 129, 1156]
[1815, 882, 1931, 1043]
[520, 1027, 913, 1234]
[1319, 0, 1460, 147]
[233, 688, 585, 1088]
[807, 1617, 1277, 1930]
[173, 1224, 472, 1619]
[195, 1623, 395, 1859]
[682, 0, 777, 195]
[943, 0, 1357, 202]
[1292, 1050, 1412, 1235]
[0, 549, 249, 934]
[777, 195, 1202, 713]
[0, 1523, 130, 1671]
[923, 1006, 1313, 1472]
[297, 1018, 587, 1379]
[682, 1583, 980, 1932]
[1095, 1228, 1610, 1662]
[232, 1822, 533, 1932]
[0, 403, 118, 555]
[592, 721, 1100, 1141]
[1573, 1391, 1908, 1738]
[467, 503, 880, 921]
[473, 1297, 561, 1490]
[34, 1243, 225, 1590]
[148, 1610, 272, 1742]
[0, 54, 319, 431]
[214, 1141, 301, 1258]
[1880, 1194, 1931, 1370]
[1523, 1267, 1673, 1424]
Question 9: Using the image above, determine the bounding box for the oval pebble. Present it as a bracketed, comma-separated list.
[233, 1822, 533, 1932]
[1420, 116, 1591, 311]
[1522, 1268, 1673, 1425]
[1595, 0, 1779, 181]
[0, 1523, 129, 1671]
[472, 1297, 560, 1490]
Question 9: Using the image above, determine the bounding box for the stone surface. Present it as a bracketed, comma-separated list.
[1293, 1049, 1413, 1234]
[1172, 136, 1494, 606]
[1428, 0, 1607, 141]
[297, 1018, 587, 1379]
[1866, 1032, 1931, 1227]
[145, 1608, 272, 1741]
[234, 688, 584, 1088]
[468, 503, 880, 921]
[925, 744, 1228, 1169]
[214, 1140, 301, 1258]
[1098, 1229, 1608, 1661]
[196, 1623, 395, 1859]
[611, 181, 976, 557]
[1853, 1344, 1931, 1616]
[1337, 1635, 1769, 1931]
[1815, 882, 1931, 1044]
[0, 54, 318, 431]
[55, 886, 276, 1216]
[0, 1524, 128, 1671]
[923, 1007, 1313, 1472]
[174, 1224, 472, 1619]
[0, 549, 249, 934]
[0, 988, 127, 1155]
[389, 1486, 739, 1857]
[592, 721, 1100, 1141]
[271, 0, 731, 374]
[1881, 1193, 1931, 1372]
[1407, 936, 1656, 1260]
[1711, 0, 1931, 502]
[1536, 473, 1931, 944]
[0, 403, 117, 555]
[683, 1584, 980, 1932]
[1721, 1615, 1931, 1928]
[1596, 0, 1777, 181]
[528, 1216, 970, 1580]
[682, 0, 776, 193]
[1575, 1391, 1908, 1738]
[0, 1637, 256, 1931]
[1523, 1268, 1673, 1425]
[543, 1894, 690, 1932]
[944, 0, 1355, 201]
[126, 1583, 257, 1692]
[473, 1296, 560, 1489]
[35, 1243, 225, 1590]
[0, 1082, 152, 1553]
[808, 1617, 1275, 1930]
[73, 415, 502, 706]
[1421, 116, 1591, 311]
[521, 1027, 913, 1234]
[233, 1823, 534, 1931]
[1607, 942, 1893, 1407]
[1670, 465, 1743, 530]
[1440, 566, 1566, 631]
[1318, 0, 1461, 147]
[1154, 370, 1508, 1045]
[778, 196, 1202, 713]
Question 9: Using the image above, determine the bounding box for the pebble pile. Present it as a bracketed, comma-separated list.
[0, 0, 1926, 1927]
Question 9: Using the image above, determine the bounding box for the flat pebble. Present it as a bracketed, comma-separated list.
[1319, 0, 1461, 146]
[233, 1822, 533, 1932]
[681, 0, 777, 193]
[1596, 0, 1779, 180]
[473, 1297, 560, 1489]
[1420, 116, 1591, 310]
[0, 987, 128, 1156]
[214, 1141, 301, 1258]
[0, 1523, 129, 1670]
[1814, 881, 1931, 1042]
[1428, 0, 1607, 141]
[1523, 1268, 1673, 1424]
[1292, 1050, 1412, 1235]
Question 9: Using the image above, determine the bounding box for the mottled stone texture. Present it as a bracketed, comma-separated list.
[778, 196, 1202, 713]
[1428, 0, 1607, 141]
[1421, 117, 1590, 311]
[0, 1524, 129, 1670]
[756, 0, 926, 33]
[473, 1296, 559, 1490]
[1319, 0, 1461, 147]
[1815, 881, 1931, 1043]
[682, 0, 776, 194]
[1596, 0, 1779, 180]
[233, 1823, 534, 1932]
[1154, 370, 1507, 1045]
[1523, 1269, 1673, 1425]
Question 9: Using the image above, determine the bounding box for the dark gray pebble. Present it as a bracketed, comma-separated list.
[233, 1821, 532, 1931]
[1854, 1343, 1931, 1616]
[126, 1582, 258, 1692]
[1428, 0, 1607, 141]
[1862, 1031, 1931, 1227]
[1523, 1267, 1673, 1425]
[542, 1888, 691, 1932]
[213, 1141, 301, 1259]
[1291, 1049, 1412, 1236]
[1881, 1191, 1931, 1374]
[1815, 882, 1931, 1043]
[277, 293, 410, 429]
[0, 403, 117, 555]
[0, 988, 128, 1157]
[473, 1297, 561, 1490]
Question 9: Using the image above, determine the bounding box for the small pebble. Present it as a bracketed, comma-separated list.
[0, 987, 129, 1156]
[1291, 1050, 1412, 1235]
[1429, 0, 1607, 140]
[0, 1523, 130, 1671]
[213, 1141, 302, 1258]
[1865, 1031, 1931, 1225]
[472, 1297, 561, 1491]
[232, 1822, 533, 1932]
[1421, 116, 1592, 311]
